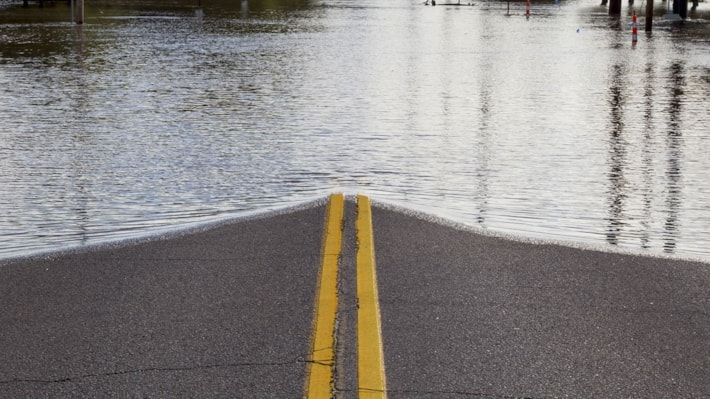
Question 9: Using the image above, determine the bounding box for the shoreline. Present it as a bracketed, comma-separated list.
[0, 197, 328, 266]
[4, 195, 709, 266]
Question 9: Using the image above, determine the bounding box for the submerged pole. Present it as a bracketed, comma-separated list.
[679, 0, 688, 18]
[609, 0, 621, 14]
[645, 0, 653, 31]
[75, 0, 84, 24]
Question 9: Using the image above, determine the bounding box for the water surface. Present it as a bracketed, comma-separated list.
[1, 0, 709, 260]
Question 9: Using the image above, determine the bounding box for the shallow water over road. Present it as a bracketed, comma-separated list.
[1, 0, 709, 260]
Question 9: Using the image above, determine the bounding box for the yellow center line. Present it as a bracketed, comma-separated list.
[356, 195, 388, 399]
[305, 193, 344, 399]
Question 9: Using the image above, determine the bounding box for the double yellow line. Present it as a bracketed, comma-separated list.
[304, 194, 387, 399]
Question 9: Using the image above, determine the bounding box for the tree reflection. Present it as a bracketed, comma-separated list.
[663, 61, 685, 253]
[606, 63, 628, 246]
[640, 60, 655, 250]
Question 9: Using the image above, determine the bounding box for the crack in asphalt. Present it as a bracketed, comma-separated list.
[390, 391, 549, 399]
[338, 389, 552, 399]
[0, 357, 307, 385]
[335, 388, 555, 399]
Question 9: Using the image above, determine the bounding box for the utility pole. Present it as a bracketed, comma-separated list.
[609, 0, 622, 14]
[75, 0, 84, 24]
[645, 0, 653, 31]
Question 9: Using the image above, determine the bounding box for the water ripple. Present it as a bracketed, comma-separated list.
[1, 0, 709, 260]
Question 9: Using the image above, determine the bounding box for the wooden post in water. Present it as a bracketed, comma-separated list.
[678, 0, 688, 18]
[609, 0, 621, 14]
[671, 0, 687, 18]
[645, 0, 653, 31]
[75, 0, 84, 24]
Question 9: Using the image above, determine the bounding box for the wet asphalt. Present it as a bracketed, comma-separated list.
[1, 199, 708, 398]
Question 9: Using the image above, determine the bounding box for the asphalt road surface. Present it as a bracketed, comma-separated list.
[1, 196, 708, 398]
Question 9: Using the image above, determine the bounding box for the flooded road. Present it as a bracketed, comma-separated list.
[1, 0, 709, 260]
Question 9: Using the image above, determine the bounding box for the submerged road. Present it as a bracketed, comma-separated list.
[1, 195, 708, 398]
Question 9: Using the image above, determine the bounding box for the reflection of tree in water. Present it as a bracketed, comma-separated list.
[606, 63, 628, 246]
[472, 13, 495, 227]
[640, 61, 655, 250]
[607, 60, 686, 253]
[664, 62, 685, 253]
[475, 82, 491, 226]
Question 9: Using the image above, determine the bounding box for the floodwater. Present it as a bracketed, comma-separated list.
[0, 0, 709, 261]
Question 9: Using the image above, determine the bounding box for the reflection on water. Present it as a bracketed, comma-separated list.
[664, 61, 684, 253]
[606, 62, 628, 247]
[1, 0, 709, 260]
